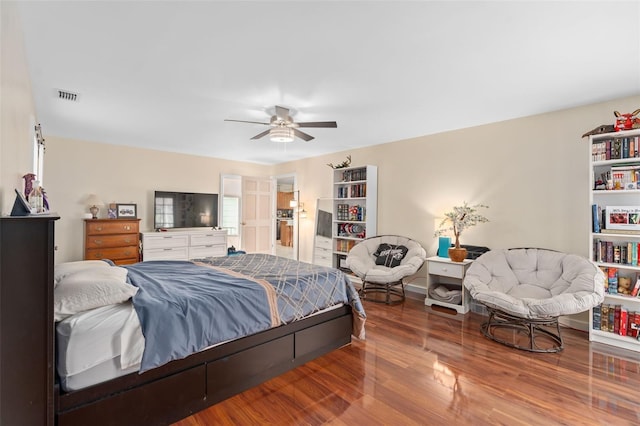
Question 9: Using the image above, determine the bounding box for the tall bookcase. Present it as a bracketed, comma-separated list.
[588, 128, 640, 352]
[332, 165, 377, 272]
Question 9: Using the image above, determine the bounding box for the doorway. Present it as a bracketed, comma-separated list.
[275, 173, 296, 260]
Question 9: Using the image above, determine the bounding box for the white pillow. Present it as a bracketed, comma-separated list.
[54, 260, 112, 287]
[54, 267, 137, 321]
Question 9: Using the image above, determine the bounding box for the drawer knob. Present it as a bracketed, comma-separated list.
[93, 239, 103, 245]
[442, 267, 448, 272]
[96, 226, 103, 231]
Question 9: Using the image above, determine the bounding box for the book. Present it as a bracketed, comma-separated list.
[601, 304, 609, 331]
[614, 305, 621, 334]
[608, 267, 618, 294]
[593, 305, 601, 330]
[620, 308, 628, 336]
[592, 204, 600, 233]
[631, 277, 640, 297]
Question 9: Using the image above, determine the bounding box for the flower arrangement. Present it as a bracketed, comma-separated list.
[434, 202, 489, 248]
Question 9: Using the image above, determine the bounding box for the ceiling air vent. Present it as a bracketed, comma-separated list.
[57, 89, 79, 102]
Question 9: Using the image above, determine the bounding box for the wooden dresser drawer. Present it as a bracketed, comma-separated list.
[86, 246, 139, 262]
[86, 220, 139, 235]
[86, 234, 138, 249]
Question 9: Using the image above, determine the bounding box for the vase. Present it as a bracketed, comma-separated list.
[448, 247, 467, 262]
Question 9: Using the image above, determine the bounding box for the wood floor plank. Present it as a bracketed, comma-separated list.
[173, 298, 640, 425]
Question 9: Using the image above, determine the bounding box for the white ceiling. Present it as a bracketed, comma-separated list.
[16, 1, 640, 165]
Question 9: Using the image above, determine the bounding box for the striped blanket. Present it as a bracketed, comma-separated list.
[126, 254, 365, 372]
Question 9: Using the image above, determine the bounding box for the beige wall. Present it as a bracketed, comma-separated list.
[45, 137, 270, 262]
[276, 95, 640, 291]
[1, 1, 37, 213]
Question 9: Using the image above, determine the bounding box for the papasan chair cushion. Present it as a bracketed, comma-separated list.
[463, 248, 605, 352]
[346, 235, 426, 304]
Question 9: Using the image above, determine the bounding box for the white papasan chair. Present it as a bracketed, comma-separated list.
[345, 235, 427, 304]
[463, 248, 605, 353]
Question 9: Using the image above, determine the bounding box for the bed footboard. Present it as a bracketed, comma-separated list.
[56, 306, 352, 426]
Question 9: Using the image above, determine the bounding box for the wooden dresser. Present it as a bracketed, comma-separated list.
[84, 218, 141, 265]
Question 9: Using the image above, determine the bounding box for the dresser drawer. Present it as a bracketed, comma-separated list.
[86, 220, 138, 235]
[428, 260, 466, 279]
[190, 233, 226, 247]
[189, 244, 226, 259]
[313, 254, 333, 268]
[86, 246, 139, 262]
[144, 246, 189, 261]
[315, 236, 332, 250]
[86, 234, 138, 249]
[143, 234, 189, 250]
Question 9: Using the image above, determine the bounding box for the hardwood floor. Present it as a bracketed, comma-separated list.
[173, 297, 640, 425]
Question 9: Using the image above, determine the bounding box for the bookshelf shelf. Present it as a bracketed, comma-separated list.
[588, 128, 640, 352]
[332, 165, 377, 273]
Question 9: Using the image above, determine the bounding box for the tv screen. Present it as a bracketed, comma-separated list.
[316, 209, 332, 239]
[154, 191, 218, 230]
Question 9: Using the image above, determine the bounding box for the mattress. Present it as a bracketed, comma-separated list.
[56, 301, 344, 392]
[56, 301, 144, 391]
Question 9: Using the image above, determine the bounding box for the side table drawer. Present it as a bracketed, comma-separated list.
[428, 261, 466, 279]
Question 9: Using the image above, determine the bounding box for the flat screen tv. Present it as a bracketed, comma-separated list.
[154, 191, 218, 230]
[316, 209, 332, 239]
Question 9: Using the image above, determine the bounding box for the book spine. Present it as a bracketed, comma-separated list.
[620, 308, 628, 336]
[608, 267, 618, 294]
[614, 304, 621, 334]
[592, 204, 600, 233]
[631, 276, 640, 297]
[601, 304, 609, 331]
[593, 305, 601, 330]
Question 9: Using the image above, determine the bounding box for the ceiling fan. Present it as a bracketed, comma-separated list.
[225, 105, 337, 142]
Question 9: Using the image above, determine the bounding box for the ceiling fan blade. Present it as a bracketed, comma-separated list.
[293, 128, 314, 142]
[275, 105, 290, 121]
[296, 121, 338, 128]
[224, 119, 270, 126]
[250, 129, 271, 140]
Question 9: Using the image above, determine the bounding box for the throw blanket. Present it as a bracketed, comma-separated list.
[125, 254, 366, 372]
[197, 254, 366, 335]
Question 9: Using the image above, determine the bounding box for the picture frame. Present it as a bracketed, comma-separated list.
[116, 203, 137, 219]
[605, 206, 640, 231]
[10, 188, 32, 216]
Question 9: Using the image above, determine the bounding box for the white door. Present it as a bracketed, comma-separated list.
[241, 176, 273, 253]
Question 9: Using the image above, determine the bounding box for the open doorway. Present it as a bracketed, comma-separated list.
[275, 174, 296, 260]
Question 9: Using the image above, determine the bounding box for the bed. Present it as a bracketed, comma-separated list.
[53, 254, 365, 426]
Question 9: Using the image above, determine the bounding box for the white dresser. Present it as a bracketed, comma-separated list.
[141, 229, 228, 261]
[313, 236, 333, 267]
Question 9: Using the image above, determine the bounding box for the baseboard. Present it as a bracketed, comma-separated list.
[559, 315, 588, 332]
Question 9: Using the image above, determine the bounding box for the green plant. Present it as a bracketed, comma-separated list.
[434, 202, 489, 248]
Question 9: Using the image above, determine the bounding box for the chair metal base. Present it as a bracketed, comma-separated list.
[481, 307, 563, 353]
[359, 280, 405, 304]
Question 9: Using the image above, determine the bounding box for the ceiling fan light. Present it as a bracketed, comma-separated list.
[270, 127, 294, 143]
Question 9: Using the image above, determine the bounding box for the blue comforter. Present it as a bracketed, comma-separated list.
[125, 254, 365, 372]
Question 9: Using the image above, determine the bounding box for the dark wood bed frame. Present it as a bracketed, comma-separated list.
[55, 302, 353, 426]
[0, 216, 353, 426]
